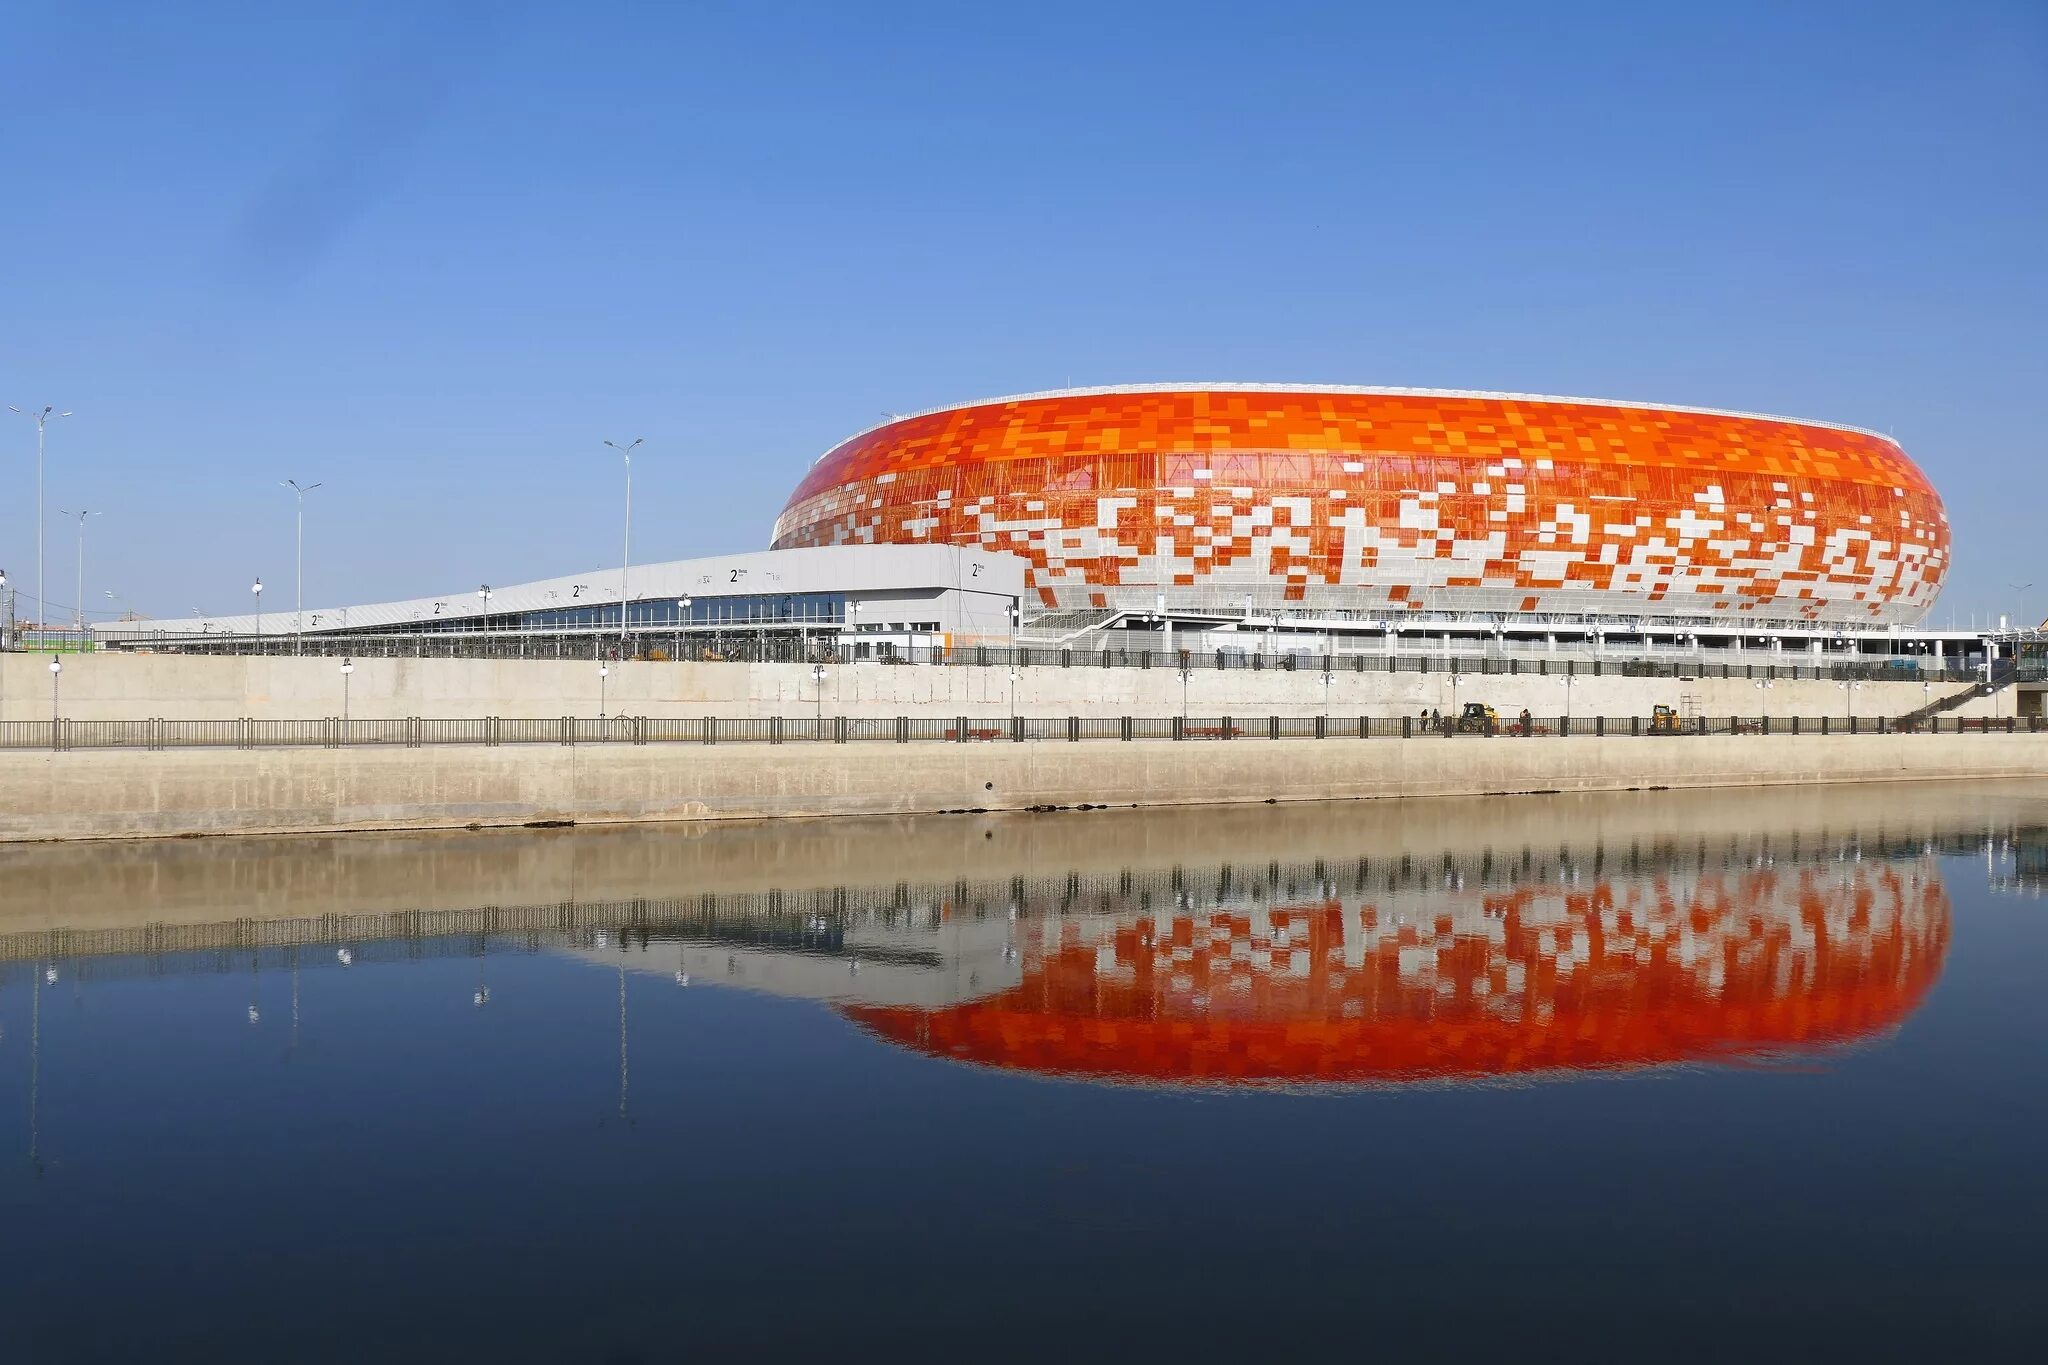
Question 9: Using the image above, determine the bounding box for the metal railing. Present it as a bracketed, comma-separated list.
[71, 626, 1995, 685]
[1, 711, 2038, 752]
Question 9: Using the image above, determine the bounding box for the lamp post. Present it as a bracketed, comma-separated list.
[10, 404, 71, 636]
[478, 584, 493, 635]
[252, 578, 263, 644]
[599, 661, 609, 719]
[602, 439, 642, 647]
[281, 479, 322, 653]
[1, 566, 11, 652]
[57, 509, 93, 636]
[49, 654, 61, 726]
[340, 657, 354, 721]
[1557, 673, 1579, 728]
[812, 663, 827, 727]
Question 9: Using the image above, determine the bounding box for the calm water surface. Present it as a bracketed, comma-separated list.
[2, 783, 2045, 1362]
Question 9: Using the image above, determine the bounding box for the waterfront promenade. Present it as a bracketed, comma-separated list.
[2, 650, 2043, 841]
[1, 650, 2033, 725]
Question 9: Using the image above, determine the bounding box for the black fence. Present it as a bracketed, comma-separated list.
[1, 712, 2038, 752]
[82, 628, 1992, 686]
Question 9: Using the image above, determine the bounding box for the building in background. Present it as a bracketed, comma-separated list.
[97, 545, 1023, 659]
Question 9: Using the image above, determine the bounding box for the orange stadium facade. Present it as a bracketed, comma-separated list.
[771, 385, 1949, 627]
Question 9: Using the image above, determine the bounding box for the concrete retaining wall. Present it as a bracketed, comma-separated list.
[4, 732, 2045, 842]
[7, 780, 2041, 936]
[0, 651, 2017, 724]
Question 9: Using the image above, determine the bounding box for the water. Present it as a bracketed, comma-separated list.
[2, 783, 2045, 1362]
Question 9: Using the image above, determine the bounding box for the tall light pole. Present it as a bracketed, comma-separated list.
[49, 655, 61, 725]
[340, 657, 354, 721]
[252, 578, 263, 642]
[281, 479, 322, 653]
[9, 405, 71, 633]
[603, 439, 641, 647]
[1, 566, 11, 652]
[57, 509, 93, 635]
[598, 661, 609, 719]
[813, 663, 827, 727]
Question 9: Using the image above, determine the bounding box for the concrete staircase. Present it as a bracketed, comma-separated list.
[1017, 608, 1124, 645]
[1894, 660, 2017, 729]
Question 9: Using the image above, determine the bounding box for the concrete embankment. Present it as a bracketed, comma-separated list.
[3, 733, 2045, 842]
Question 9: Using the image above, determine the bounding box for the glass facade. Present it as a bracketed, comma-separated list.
[508, 592, 847, 633]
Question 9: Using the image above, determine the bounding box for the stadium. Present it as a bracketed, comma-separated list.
[773, 384, 1950, 628]
[90, 382, 2030, 689]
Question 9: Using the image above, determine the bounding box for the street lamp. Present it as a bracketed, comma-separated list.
[1, 566, 11, 651]
[281, 479, 322, 653]
[252, 577, 263, 642]
[812, 662, 827, 726]
[48, 655, 61, 725]
[602, 438, 642, 646]
[56, 509, 93, 635]
[478, 584, 493, 632]
[599, 661, 609, 719]
[340, 657, 354, 721]
[9, 404, 72, 636]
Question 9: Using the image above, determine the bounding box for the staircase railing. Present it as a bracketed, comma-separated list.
[1895, 660, 2019, 729]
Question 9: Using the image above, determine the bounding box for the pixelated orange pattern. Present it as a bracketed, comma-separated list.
[845, 862, 1948, 1085]
[772, 390, 1947, 622]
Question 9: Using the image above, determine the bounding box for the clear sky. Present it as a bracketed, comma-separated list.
[3, 0, 2043, 628]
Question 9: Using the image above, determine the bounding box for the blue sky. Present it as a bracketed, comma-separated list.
[3, 0, 2042, 627]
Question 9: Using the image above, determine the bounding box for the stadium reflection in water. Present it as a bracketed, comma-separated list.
[844, 857, 1951, 1088]
[0, 793, 1994, 1093]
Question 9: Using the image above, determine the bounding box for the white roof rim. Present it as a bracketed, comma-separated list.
[818, 383, 1902, 464]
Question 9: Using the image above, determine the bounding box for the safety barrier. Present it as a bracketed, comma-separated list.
[0, 712, 2038, 752]
[73, 627, 1997, 685]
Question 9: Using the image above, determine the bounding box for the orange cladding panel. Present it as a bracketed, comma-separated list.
[771, 388, 1947, 623]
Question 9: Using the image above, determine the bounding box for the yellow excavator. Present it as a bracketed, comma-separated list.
[1456, 702, 1500, 734]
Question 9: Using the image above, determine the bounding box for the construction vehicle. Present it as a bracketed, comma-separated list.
[1455, 702, 1500, 734]
[1649, 704, 1685, 734]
